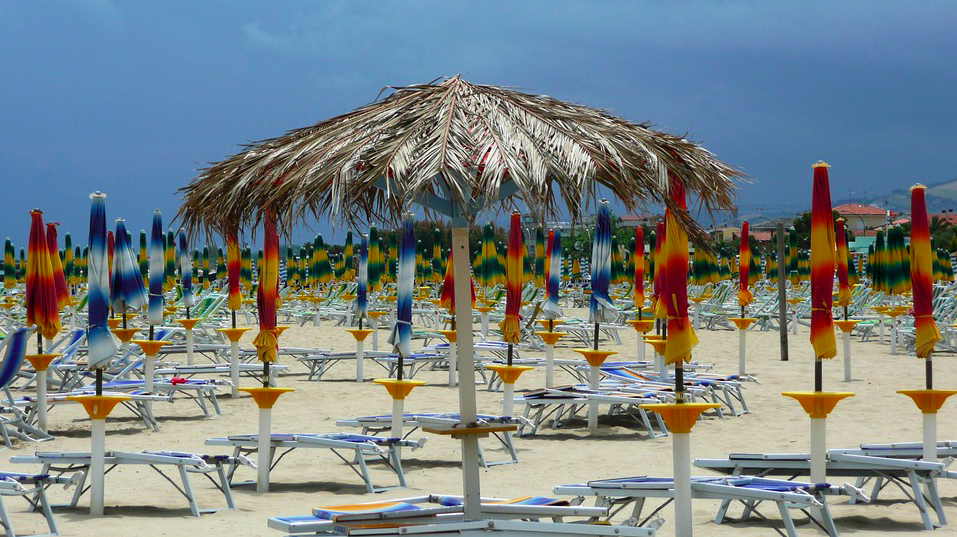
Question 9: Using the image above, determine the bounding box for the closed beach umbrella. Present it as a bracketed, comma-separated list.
[216, 248, 226, 283]
[810, 163, 837, 369]
[315, 234, 333, 284]
[787, 226, 799, 285]
[88, 193, 117, 369]
[500, 212, 523, 345]
[139, 230, 149, 289]
[253, 212, 279, 362]
[46, 222, 70, 310]
[543, 229, 563, 320]
[178, 230, 195, 308]
[663, 178, 698, 367]
[440, 249, 475, 316]
[610, 234, 627, 285]
[534, 227, 545, 288]
[589, 202, 616, 332]
[388, 216, 415, 362]
[227, 228, 241, 312]
[653, 221, 667, 319]
[27, 210, 61, 341]
[369, 226, 381, 292]
[835, 218, 852, 309]
[634, 227, 645, 311]
[63, 233, 74, 287]
[165, 230, 176, 291]
[738, 221, 752, 307]
[343, 231, 355, 281]
[356, 234, 368, 322]
[3, 239, 14, 292]
[147, 210, 165, 326]
[111, 219, 147, 314]
[911, 185, 940, 358]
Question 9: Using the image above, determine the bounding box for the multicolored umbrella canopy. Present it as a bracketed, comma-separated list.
[356, 234, 368, 321]
[653, 220, 667, 319]
[165, 230, 176, 291]
[147, 210, 165, 326]
[873, 230, 886, 293]
[3, 239, 14, 291]
[766, 251, 778, 284]
[633, 227, 645, 310]
[242, 246, 252, 293]
[534, 227, 546, 288]
[227, 228, 241, 311]
[543, 228, 563, 320]
[589, 201, 616, 324]
[216, 248, 227, 283]
[416, 239, 427, 284]
[738, 221, 752, 307]
[835, 218, 852, 308]
[112, 219, 148, 312]
[253, 212, 279, 362]
[809, 163, 837, 364]
[647, 230, 656, 282]
[46, 222, 70, 310]
[315, 234, 333, 284]
[610, 234, 627, 285]
[847, 250, 860, 286]
[343, 231, 355, 281]
[500, 213, 524, 344]
[440, 249, 475, 314]
[178, 230, 196, 308]
[369, 226, 381, 292]
[544, 230, 554, 290]
[911, 184, 941, 358]
[388, 216, 415, 359]
[387, 232, 397, 282]
[201, 247, 210, 289]
[787, 226, 800, 285]
[63, 232, 74, 287]
[432, 229, 443, 283]
[88, 194, 117, 368]
[663, 178, 698, 366]
[139, 230, 149, 289]
[27, 210, 61, 339]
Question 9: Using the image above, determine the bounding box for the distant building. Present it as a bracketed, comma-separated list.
[709, 226, 741, 242]
[834, 203, 893, 231]
[750, 217, 795, 233]
[619, 213, 661, 228]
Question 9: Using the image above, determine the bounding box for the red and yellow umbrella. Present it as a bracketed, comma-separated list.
[653, 220, 667, 320]
[835, 218, 852, 309]
[440, 249, 475, 315]
[46, 222, 71, 310]
[499, 212, 523, 344]
[253, 211, 279, 363]
[737, 221, 752, 307]
[26, 210, 61, 340]
[910, 184, 940, 358]
[634, 227, 645, 311]
[663, 178, 697, 366]
[227, 228, 242, 312]
[809, 162, 837, 363]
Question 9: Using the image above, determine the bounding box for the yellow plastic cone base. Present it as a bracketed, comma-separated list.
[345, 329, 374, 342]
[111, 328, 140, 343]
[69, 395, 131, 419]
[627, 319, 656, 333]
[238, 387, 294, 408]
[475, 306, 494, 313]
[573, 348, 617, 367]
[436, 330, 458, 343]
[782, 391, 854, 419]
[640, 403, 722, 434]
[341, 293, 357, 301]
[25, 353, 59, 372]
[106, 318, 123, 330]
[646, 339, 669, 355]
[535, 331, 566, 345]
[834, 320, 861, 333]
[177, 319, 200, 331]
[786, 298, 803, 305]
[536, 320, 565, 330]
[373, 379, 426, 400]
[898, 390, 957, 414]
[729, 318, 757, 331]
[217, 327, 251, 342]
[486, 365, 534, 384]
[131, 340, 171, 356]
[367, 311, 389, 320]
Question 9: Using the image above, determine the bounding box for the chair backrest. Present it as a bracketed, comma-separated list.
[0, 328, 32, 389]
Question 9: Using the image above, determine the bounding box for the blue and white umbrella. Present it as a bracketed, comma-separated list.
[88, 192, 118, 369]
[147, 210, 164, 326]
[356, 234, 368, 322]
[387, 217, 414, 362]
[543, 229, 563, 320]
[178, 230, 195, 308]
[111, 218, 147, 313]
[589, 201, 616, 325]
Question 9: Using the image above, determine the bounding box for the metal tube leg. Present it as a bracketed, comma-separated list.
[356, 340, 365, 383]
[637, 333, 645, 363]
[480, 312, 489, 339]
[673, 432, 693, 537]
[257, 407, 271, 493]
[545, 343, 554, 388]
[503, 383, 514, 417]
[923, 412, 937, 463]
[230, 341, 240, 398]
[185, 329, 195, 365]
[448, 342, 457, 387]
[90, 418, 106, 516]
[738, 329, 747, 376]
[843, 331, 852, 382]
[588, 366, 599, 432]
[371, 318, 378, 351]
[811, 417, 827, 525]
[37, 369, 48, 433]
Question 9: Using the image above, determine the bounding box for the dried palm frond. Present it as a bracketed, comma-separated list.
[177, 76, 744, 242]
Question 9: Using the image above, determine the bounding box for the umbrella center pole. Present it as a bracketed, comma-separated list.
[186, 307, 190, 319]
[815, 359, 823, 392]
[926, 357, 933, 390]
[37, 332, 42, 354]
[232, 310, 236, 329]
[843, 305, 848, 321]
[149, 325, 154, 341]
[675, 364, 684, 404]
[507, 344, 513, 367]
[96, 369, 103, 396]
[593, 323, 599, 351]
[263, 361, 270, 388]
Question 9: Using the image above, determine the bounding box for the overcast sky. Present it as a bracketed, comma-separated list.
[2, 1, 954, 248]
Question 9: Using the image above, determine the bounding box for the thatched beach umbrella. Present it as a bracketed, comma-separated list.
[177, 76, 741, 520]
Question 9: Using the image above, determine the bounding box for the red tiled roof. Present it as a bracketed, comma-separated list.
[834, 203, 888, 216]
[931, 213, 957, 225]
[752, 231, 773, 241]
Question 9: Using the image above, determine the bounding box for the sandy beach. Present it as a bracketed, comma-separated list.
[5, 307, 955, 536]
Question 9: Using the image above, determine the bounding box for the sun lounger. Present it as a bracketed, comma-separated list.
[336, 413, 526, 467]
[553, 475, 864, 537]
[205, 433, 427, 493]
[694, 450, 957, 530]
[0, 470, 81, 537]
[13, 390, 171, 432]
[155, 362, 287, 385]
[515, 386, 667, 438]
[1, 328, 55, 445]
[297, 350, 393, 381]
[9, 450, 250, 517]
[601, 365, 749, 416]
[267, 494, 658, 536]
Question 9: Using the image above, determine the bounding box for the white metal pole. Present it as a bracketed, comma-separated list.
[371, 316, 378, 351]
[842, 331, 852, 382]
[448, 341, 457, 387]
[588, 365, 600, 432]
[878, 313, 885, 343]
[637, 333, 645, 363]
[503, 383, 514, 417]
[37, 370, 48, 433]
[144, 353, 155, 415]
[451, 227, 481, 520]
[810, 417, 826, 484]
[356, 339, 365, 383]
[891, 320, 897, 355]
[185, 328, 195, 365]
[673, 432, 693, 537]
[257, 406, 271, 493]
[923, 412, 937, 462]
[392, 398, 404, 438]
[656, 350, 667, 379]
[90, 417, 106, 516]
[738, 329, 747, 376]
[480, 311, 489, 339]
[230, 340, 240, 397]
[545, 343, 555, 387]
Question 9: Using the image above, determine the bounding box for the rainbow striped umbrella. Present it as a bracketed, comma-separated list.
[178, 230, 196, 308]
[911, 184, 941, 359]
[27, 210, 61, 341]
[610, 234, 627, 285]
[46, 222, 70, 310]
[201, 247, 210, 289]
[253, 212, 279, 363]
[63, 233, 74, 287]
[369, 226, 382, 292]
[165, 230, 176, 291]
[138, 230, 149, 289]
[227, 229, 242, 312]
[738, 221, 752, 307]
[634, 227, 645, 313]
[88, 193, 117, 370]
[356, 234, 368, 322]
[848, 251, 860, 287]
[589, 202, 616, 331]
[835, 218, 852, 310]
[3, 239, 14, 291]
[388, 216, 415, 361]
[767, 251, 778, 284]
[147, 210, 165, 327]
[112, 219, 147, 313]
[216, 248, 226, 283]
[432, 229, 443, 283]
[809, 163, 837, 371]
[343, 231, 355, 281]
[500, 213, 523, 345]
[543, 229, 563, 320]
[663, 178, 698, 367]
[653, 220, 667, 320]
[242, 246, 252, 293]
[787, 227, 800, 285]
[440, 249, 475, 316]
[315, 234, 333, 284]
[534, 227, 545, 288]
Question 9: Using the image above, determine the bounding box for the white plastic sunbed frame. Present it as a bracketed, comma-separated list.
[9, 450, 251, 517]
[0, 471, 82, 537]
[205, 433, 427, 493]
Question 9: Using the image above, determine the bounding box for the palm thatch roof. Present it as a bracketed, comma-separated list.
[177, 76, 744, 239]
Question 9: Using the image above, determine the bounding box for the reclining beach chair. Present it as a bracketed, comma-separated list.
[205, 433, 427, 493]
[600, 364, 749, 416]
[0, 328, 55, 446]
[514, 385, 667, 438]
[0, 470, 82, 537]
[9, 450, 251, 517]
[267, 494, 659, 536]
